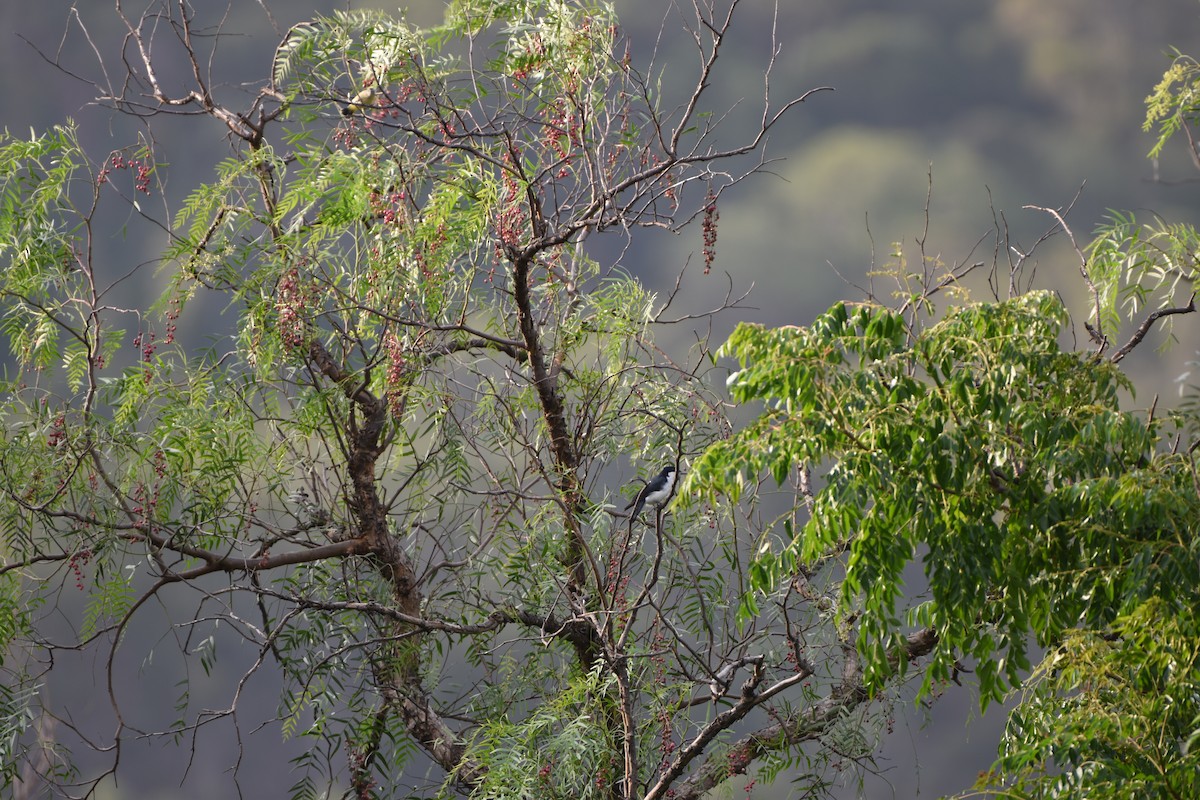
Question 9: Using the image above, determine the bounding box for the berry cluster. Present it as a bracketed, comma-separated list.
[702, 187, 719, 275]
[725, 745, 752, 777]
[68, 548, 93, 591]
[129, 450, 168, 528]
[47, 413, 67, 448]
[369, 189, 409, 229]
[276, 265, 313, 351]
[97, 152, 153, 195]
[496, 152, 527, 251]
[384, 332, 408, 418]
[543, 96, 584, 177]
[164, 294, 180, 345]
[132, 329, 158, 385]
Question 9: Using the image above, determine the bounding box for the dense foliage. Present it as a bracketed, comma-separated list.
[687, 41, 1200, 800]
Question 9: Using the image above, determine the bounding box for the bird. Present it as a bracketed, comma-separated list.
[342, 85, 379, 117]
[708, 655, 764, 704]
[625, 465, 677, 525]
[287, 487, 315, 515]
[709, 660, 740, 704]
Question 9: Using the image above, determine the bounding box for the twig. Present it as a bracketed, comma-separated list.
[1023, 202, 1102, 341]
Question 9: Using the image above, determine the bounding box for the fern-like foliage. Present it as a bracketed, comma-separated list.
[1087, 210, 1200, 342]
[1144, 49, 1200, 159]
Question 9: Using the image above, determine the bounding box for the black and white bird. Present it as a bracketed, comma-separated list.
[625, 465, 677, 525]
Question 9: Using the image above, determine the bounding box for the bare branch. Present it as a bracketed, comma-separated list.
[1110, 292, 1197, 363]
[1024, 197, 1102, 340]
[661, 629, 938, 800]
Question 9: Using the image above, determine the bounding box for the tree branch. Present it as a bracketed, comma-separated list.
[650, 629, 938, 800]
[1110, 293, 1196, 363]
